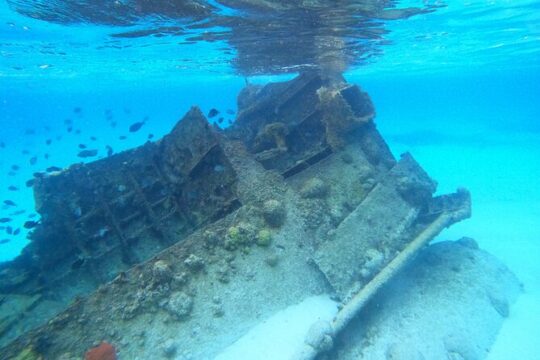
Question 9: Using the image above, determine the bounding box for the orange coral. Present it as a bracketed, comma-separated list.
[84, 342, 117, 360]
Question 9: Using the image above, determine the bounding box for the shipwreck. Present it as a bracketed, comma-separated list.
[0, 72, 520, 360]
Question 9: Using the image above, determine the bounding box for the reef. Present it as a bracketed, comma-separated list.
[0, 72, 518, 359]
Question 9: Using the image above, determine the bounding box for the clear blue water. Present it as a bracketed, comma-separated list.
[0, 0, 539, 356]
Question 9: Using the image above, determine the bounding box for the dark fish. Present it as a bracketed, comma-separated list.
[46, 166, 62, 172]
[24, 129, 36, 135]
[75, 129, 81, 134]
[33, 172, 45, 178]
[129, 120, 146, 133]
[4, 200, 16, 206]
[78, 143, 87, 149]
[6, 226, 12, 235]
[22, 149, 30, 155]
[0, 218, 12, 223]
[8, 185, 19, 191]
[77, 149, 98, 158]
[44, 153, 49, 159]
[73, 107, 82, 113]
[64, 118, 72, 125]
[56, 135, 62, 141]
[23, 220, 39, 229]
[67, 126, 73, 133]
[0, 239, 10, 245]
[208, 108, 219, 118]
[13, 228, 20, 235]
[46, 139, 52, 145]
[226, 109, 235, 115]
[29, 156, 37, 165]
[147, 133, 154, 140]
[218, 117, 224, 124]
[0, 141, 5, 148]
[106, 145, 113, 157]
[28, 213, 37, 218]
[10, 210, 25, 216]
[44, 125, 51, 131]
[111, 121, 117, 128]
[119, 135, 127, 140]
[90, 136, 97, 141]
[8, 171, 16, 176]
[25, 179, 35, 187]
[11, 165, 20, 171]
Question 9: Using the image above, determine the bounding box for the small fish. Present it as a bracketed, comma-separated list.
[46, 139, 52, 145]
[208, 108, 219, 118]
[25, 179, 35, 187]
[11, 165, 20, 171]
[90, 136, 97, 141]
[0, 239, 10, 245]
[10, 210, 25, 216]
[22, 149, 30, 155]
[111, 121, 117, 128]
[106, 145, 113, 157]
[24, 128, 36, 135]
[3, 200, 16, 206]
[119, 135, 127, 140]
[7, 171, 16, 176]
[75, 129, 81, 134]
[73, 107, 82, 113]
[46, 166, 62, 172]
[28, 213, 37, 218]
[0, 218, 12, 223]
[8, 186, 19, 191]
[64, 118, 72, 125]
[0, 141, 5, 148]
[23, 220, 39, 229]
[78, 143, 87, 149]
[44, 153, 49, 159]
[13, 228, 20, 235]
[129, 120, 146, 133]
[6, 226, 12, 235]
[77, 149, 98, 158]
[67, 126, 73, 133]
[147, 133, 154, 140]
[218, 117, 224, 124]
[226, 109, 235, 115]
[29, 156, 37, 165]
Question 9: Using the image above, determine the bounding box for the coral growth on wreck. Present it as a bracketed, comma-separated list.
[84, 342, 117, 360]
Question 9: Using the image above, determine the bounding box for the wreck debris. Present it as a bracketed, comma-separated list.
[293, 193, 470, 359]
[0, 73, 475, 359]
[261, 199, 286, 227]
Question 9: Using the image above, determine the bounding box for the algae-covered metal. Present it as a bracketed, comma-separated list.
[0, 73, 470, 359]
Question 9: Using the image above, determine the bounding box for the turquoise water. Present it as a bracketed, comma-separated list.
[0, 0, 539, 357]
